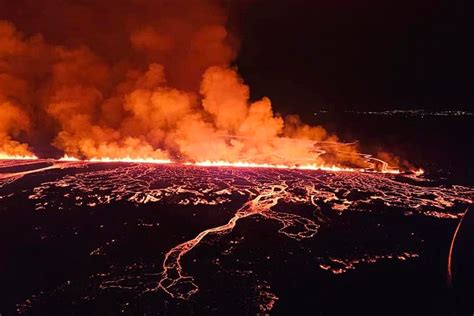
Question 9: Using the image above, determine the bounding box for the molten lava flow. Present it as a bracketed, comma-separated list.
[3, 160, 470, 312]
[156, 182, 316, 299]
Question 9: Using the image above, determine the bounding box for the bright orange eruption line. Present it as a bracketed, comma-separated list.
[0, 153, 38, 160]
[59, 155, 172, 164]
[54, 155, 418, 174]
[189, 160, 357, 172]
[189, 160, 405, 174]
[90, 157, 172, 164]
[2, 154, 425, 175]
[58, 155, 81, 162]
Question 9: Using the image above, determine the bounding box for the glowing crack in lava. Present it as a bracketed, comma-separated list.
[1, 159, 470, 313]
[157, 181, 319, 299]
[55, 147, 412, 174]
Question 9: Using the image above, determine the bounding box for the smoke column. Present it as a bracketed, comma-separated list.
[0, 0, 383, 168]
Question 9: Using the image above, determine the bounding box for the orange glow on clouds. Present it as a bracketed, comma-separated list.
[0, 1, 421, 172]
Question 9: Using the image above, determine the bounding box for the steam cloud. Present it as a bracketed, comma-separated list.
[0, 0, 374, 167]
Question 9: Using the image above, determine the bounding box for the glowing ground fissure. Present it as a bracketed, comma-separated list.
[156, 181, 321, 299]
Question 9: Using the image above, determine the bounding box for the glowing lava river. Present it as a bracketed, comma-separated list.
[0, 159, 472, 315]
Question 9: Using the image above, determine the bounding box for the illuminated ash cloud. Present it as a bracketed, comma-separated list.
[0, 0, 389, 168]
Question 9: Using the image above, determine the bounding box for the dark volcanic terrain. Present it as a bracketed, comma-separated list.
[0, 159, 472, 315]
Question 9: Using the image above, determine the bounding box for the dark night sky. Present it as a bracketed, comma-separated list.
[234, 0, 474, 115]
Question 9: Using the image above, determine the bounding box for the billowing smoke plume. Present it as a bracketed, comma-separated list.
[0, 0, 372, 167]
